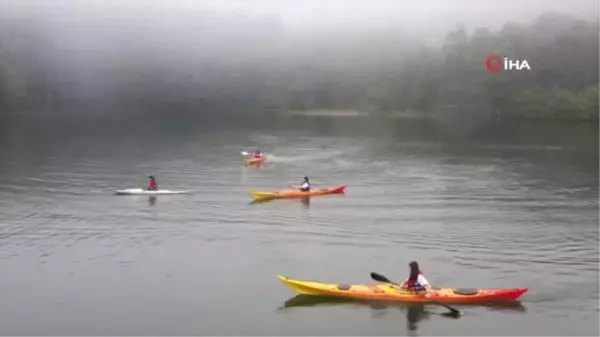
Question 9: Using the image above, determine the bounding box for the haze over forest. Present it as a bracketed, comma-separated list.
[0, 0, 598, 120]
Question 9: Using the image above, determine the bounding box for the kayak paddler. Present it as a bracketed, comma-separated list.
[401, 261, 431, 293]
[147, 176, 158, 191]
[253, 150, 263, 158]
[300, 176, 311, 192]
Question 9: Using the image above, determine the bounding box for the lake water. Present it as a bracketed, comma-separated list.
[0, 114, 597, 335]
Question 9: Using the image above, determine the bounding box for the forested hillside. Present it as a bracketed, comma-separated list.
[0, 10, 597, 120]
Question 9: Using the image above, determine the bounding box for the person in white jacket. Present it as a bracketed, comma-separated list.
[299, 176, 311, 192]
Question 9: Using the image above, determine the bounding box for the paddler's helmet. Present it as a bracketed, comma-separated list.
[303, 176, 309, 181]
[149, 176, 155, 180]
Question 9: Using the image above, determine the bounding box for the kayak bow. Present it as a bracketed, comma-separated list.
[250, 185, 346, 200]
[277, 275, 528, 304]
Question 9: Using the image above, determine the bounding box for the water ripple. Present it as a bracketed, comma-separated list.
[0, 127, 597, 335]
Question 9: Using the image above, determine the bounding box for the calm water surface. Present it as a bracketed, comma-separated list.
[0, 115, 598, 335]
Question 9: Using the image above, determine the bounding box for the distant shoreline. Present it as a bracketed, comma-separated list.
[278, 109, 598, 121]
[284, 109, 369, 117]
[284, 109, 433, 119]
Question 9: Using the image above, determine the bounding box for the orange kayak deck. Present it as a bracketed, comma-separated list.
[245, 156, 267, 165]
[250, 185, 346, 200]
[277, 275, 528, 304]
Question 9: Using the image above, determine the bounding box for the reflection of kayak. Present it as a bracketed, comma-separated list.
[245, 156, 267, 166]
[115, 189, 192, 196]
[277, 276, 528, 304]
[250, 185, 346, 200]
[281, 295, 527, 312]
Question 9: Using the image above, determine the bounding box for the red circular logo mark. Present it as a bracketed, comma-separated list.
[486, 55, 502, 73]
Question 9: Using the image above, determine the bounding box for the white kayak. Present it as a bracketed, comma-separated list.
[115, 189, 192, 196]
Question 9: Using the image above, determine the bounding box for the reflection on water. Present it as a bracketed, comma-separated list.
[249, 198, 312, 208]
[249, 195, 344, 206]
[148, 196, 157, 206]
[281, 294, 527, 312]
[249, 199, 270, 206]
[405, 304, 432, 334]
[281, 295, 526, 334]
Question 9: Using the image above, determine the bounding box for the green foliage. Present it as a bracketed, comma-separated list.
[273, 12, 598, 120]
[513, 84, 599, 120]
[416, 12, 598, 120]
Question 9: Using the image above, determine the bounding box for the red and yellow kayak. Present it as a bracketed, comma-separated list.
[250, 185, 346, 200]
[245, 156, 267, 166]
[277, 275, 528, 304]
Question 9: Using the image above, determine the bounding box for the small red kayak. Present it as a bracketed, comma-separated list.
[245, 156, 267, 166]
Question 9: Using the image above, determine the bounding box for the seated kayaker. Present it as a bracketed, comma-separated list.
[402, 261, 431, 293]
[253, 150, 263, 158]
[147, 176, 158, 191]
[300, 176, 311, 192]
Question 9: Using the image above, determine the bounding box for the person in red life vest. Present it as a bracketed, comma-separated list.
[147, 176, 158, 191]
[253, 150, 263, 158]
[402, 261, 431, 293]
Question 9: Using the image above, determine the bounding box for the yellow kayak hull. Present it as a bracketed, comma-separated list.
[250, 185, 346, 200]
[277, 275, 528, 304]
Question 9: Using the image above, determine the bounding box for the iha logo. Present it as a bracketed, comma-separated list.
[485, 55, 531, 73]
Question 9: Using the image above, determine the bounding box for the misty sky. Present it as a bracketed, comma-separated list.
[1, 0, 598, 34]
[0, 0, 597, 112]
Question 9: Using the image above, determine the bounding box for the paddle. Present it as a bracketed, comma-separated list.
[140, 174, 151, 190]
[370, 272, 462, 317]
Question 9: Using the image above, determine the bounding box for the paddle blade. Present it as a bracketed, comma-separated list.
[241, 151, 249, 156]
[370, 272, 393, 284]
[440, 307, 463, 318]
[441, 311, 462, 318]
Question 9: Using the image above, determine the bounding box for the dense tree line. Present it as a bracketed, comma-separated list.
[273, 12, 599, 121]
[0, 10, 597, 120]
[0, 40, 24, 111]
[432, 11, 599, 121]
